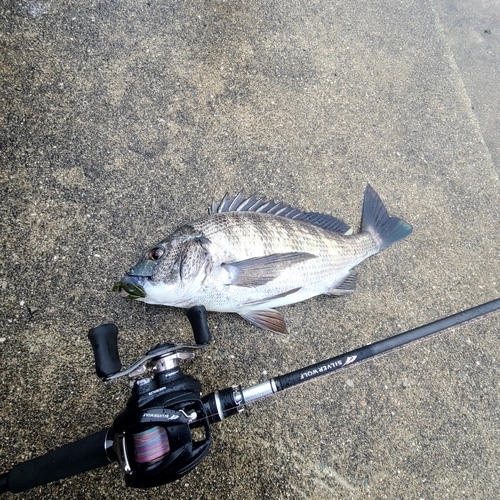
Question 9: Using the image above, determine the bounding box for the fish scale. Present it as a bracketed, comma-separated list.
[114, 186, 412, 334]
[192, 213, 366, 300]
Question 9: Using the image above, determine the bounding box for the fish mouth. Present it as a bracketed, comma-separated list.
[112, 276, 147, 300]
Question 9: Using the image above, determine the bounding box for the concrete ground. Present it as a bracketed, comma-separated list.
[1, 0, 499, 499]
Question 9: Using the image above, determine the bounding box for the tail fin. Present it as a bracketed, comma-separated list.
[361, 184, 413, 251]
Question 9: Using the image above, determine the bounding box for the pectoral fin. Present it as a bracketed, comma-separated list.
[222, 252, 316, 287]
[239, 309, 288, 334]
[242, 287, 301, 307]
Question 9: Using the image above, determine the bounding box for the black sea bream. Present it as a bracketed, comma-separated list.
[114, 186, 412, 334]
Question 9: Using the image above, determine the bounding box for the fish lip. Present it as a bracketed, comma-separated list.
[112, 275, 147, 300]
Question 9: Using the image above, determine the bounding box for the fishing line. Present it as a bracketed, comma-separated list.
[132, 427, 170, 465]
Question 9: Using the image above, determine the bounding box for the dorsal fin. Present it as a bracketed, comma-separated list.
[209, 191, 351, 234]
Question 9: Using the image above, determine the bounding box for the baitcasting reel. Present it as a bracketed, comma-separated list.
[87, 307, 214, 488]
[88, 306, 257, 489]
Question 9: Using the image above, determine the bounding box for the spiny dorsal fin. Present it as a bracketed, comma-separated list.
[209, 191, 351, 234]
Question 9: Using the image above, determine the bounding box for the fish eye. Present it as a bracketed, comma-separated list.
[148, 246, 165, 261]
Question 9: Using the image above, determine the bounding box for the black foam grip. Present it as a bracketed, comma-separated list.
[3, 429, 111, 493]
[88, 323, 122, 378]
[186, 306, 211, 345]
[0, 473, 7, 494]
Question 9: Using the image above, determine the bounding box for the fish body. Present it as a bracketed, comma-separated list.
[115, 186, 412, 333]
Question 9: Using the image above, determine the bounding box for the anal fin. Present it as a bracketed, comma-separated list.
[239, 309, 288, 334]
[327, 270, 357, 296]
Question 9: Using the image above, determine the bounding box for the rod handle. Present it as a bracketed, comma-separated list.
[1, 429, 111, 494]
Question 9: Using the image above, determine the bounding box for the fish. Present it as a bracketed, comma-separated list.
[113, 185, 412, 334]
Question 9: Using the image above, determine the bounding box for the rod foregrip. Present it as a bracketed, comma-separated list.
[1, 429, 111, 494]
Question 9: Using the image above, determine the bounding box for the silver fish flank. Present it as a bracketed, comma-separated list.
[114, 185, 412, 334]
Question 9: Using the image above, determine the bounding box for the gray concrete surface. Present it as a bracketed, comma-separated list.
[435, 0, 500, 171]
[1, 0, 499, 499]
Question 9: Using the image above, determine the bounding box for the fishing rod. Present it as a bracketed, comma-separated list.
[1, 298, 499, 494]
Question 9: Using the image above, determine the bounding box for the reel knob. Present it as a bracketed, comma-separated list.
[186, 306, 211, 345]
[88, 324, 122, 378]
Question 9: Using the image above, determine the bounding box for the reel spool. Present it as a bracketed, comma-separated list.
[133, 427, 170, 465]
